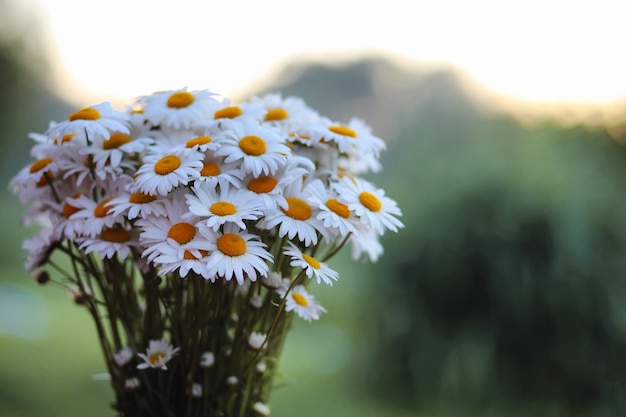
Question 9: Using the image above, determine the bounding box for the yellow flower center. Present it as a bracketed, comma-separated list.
[167, 91, 194, 108]
[103, 133, 132, 150]
[329, 125, 357, 138]
[154, 155, 181, 175]
[247, 176, 278, 194]
[30, 157, 53, 174]
[302, 253, 320, 269]
[167, 222, 196, 244]
[264, 108, 288, 121]
[239, 135, 266, 156]
[200, 162, 220, 177]
[183, 249, 208, 260]
[359, 191, 382, 212]
[217, 233, 246, 257]
[36, 171, 53, 187]
[129, 192, 157, 204]
[326, 198, 350, 218]
[94, 198, 113, 218]
[214, 106, 243, 119]
[101, 228, 131, 243]
[282, 197, 311, 220]
[63, 194, 81, 218]
[292, 292, 309, 307]
[69, 107, 101, 121]
[186, 136, 212, 148]
[149, 352, 166, 364]
[210, 201, 237, 216]
[53, 133, 75, 144]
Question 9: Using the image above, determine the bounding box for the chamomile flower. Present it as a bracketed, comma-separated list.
[308, 182, 358, 239]
[277, 281, 326, 321]
[140, 88, 220, 130]
[350, 226, 384, 262]
[137, 194, 209, 262]
[185, 183, 263, 231]
[78, 226, 137, 259]
[263, 178, 328, 246]
[247, 93, 321, 133]
[301, 117, 386, 157]
[215, 119, 291, 177]
[47, 102, 131, 141]
[137, 339, 180, 370]
[109, 190, 168, 220]
[335, 177, 404, 235]
[82, 132, 153, 169]
[243, 159, 310, 213]
[206, 98, 266, 127]
[134, 148, 203, 196]
[283, 241, 338, 285]
[69, 194, 125, 238]
[152, 243, 212, 279]
[194, 153, 244, 189]
[200, 224, 273, 285]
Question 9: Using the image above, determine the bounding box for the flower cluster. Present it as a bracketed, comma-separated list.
[10, 88, 402, 416]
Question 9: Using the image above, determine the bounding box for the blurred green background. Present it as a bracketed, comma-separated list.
[3, 2, 626, 417]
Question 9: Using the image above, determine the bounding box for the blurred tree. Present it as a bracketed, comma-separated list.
[360, 121, 626, 415]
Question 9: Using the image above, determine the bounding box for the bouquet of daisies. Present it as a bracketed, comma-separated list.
[10, 88, 403, 416]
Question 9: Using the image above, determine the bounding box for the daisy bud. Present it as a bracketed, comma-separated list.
[256, 361, 267, 373]
[262, 271, 283, 289]
[250, 295, 263, 310]
[226, 376, 239, 387]
[34, 270, 50, 285]
[125, 377, 141, 391]
[190, 383, 202, 398]
[113, 346, 134, 367]
[248, 332, 267, 351]
[200, 352, 215, 369]
[252, 401, 271, 416]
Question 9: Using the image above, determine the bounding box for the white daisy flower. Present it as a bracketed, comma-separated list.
[10, 150, 64, 191]
[301, 117, 386, 157]
[23, 224, 56, 274]
[247, 331, 267, 351]
[195, 153, 244, 189]
[69, 195, 125, 238]
[137, 338, 180, 370]
[140, 88, 220, 130]
[199, 223, 273, 285]
[47, 102, 131, 141]
[185, 183, 263, 231]
[247, 93, 321, 134]
[82, 132, 153, 169]
[207, 98, 266, 126]
[350, 226, 384, 262]
[277, 281, 326, 321]
[152, 243, 212, 279]
[215, 119, 291, 177]
[308, 181, 359, 239]
[134, 148, 203, 196]
[137, 194, 209, 262]
[109, 190, 168, 220]
[262, 178, 328, 246]
[78, 226, 137, 259]
[283, 241, 338, 285]
[335, 177, 404, 235]
[243, 159, 310, 214]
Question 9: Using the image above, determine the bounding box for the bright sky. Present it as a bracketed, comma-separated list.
[31, 0, 626, 106]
